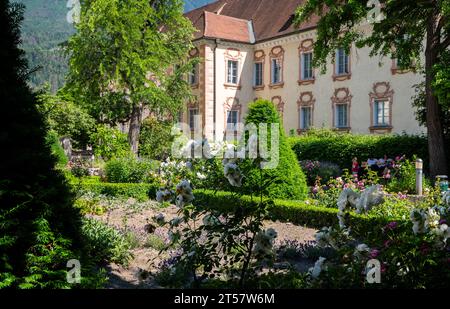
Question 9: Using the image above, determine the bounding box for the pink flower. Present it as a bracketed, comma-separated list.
[420, 243, 430, 255]
[440, 219, 447, 225]
[385, 222, 398, 230]
[369, 249, 380, 259]
[357, 181, 365, 190]
[384, 240, 392, 248]
[397, 193, 407, 200]
[381, 263, 387, 273]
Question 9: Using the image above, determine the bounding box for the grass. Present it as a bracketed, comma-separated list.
[145, 234, 166, 251]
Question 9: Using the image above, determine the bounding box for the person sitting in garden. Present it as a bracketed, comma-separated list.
[367, 158, 378, 168]
[357, 160, 368, 179]
[352, 157, 359, 177]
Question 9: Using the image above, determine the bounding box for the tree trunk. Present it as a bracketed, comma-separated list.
[128, 103, 142, 155]
[425, 16, 448, 178]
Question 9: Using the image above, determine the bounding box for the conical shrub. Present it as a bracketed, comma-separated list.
[242, 99, 308, 200]
[0, 1, 83, 288]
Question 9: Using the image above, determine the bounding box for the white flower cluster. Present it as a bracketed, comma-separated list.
[410, 207, 450, 247]
[155, 179, 194, 209]
[353, 243, 370, 260]
[443, 190, 450, 207]
[337, 188, 360, 229]
[253, 228, 278, 259]
[309, 257, 326, 279]
[160, 158, 192, 170]
[336, 185, 384, 229]
[410, 208, 440, 235]
[181, 139, 231, 159]
[196, 172, 207, 180]
[223, 160, 243, 187]
[315, 226, 350, 250]
[156, 189, 174, 203]
[159, 158, 192, 180]
[315, 227, 338, 249]
[175, 180, 194, 208]
[355, 185, 384, 214]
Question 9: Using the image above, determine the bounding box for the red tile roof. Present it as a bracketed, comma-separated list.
[204, 11, 252, 43]
[185, 0, 319, 43]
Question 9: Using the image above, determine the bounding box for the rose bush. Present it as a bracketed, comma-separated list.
[307, 184, 450, 288]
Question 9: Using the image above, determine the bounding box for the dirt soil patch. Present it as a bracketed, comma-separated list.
[92, 203, 318, 289]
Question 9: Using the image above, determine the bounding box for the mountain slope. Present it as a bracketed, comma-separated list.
[17, 0, 216, 91]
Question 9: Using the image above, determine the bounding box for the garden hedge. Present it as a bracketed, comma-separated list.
[289, 132, 428, 171]
[193, 190, 400, 238]
[75, 182, 404, 237]
[73, 181, 159, 201]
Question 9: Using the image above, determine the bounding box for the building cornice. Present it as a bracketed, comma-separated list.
[193, 28, 318, 50]
[193, 38, 252, 49]
[254, 28, 316, 49]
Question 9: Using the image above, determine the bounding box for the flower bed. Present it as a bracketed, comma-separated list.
[73, 179, 402, 239]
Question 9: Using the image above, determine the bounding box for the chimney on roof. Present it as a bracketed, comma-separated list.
[216, 3, 227, 15]
[248, 20, 256, 44]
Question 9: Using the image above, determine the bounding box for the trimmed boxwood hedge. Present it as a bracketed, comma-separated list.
[289, 131, 428, 171]
[72, 181, 159, 201]
[193, 190, 400, 238]
[74, 182, 402, 237]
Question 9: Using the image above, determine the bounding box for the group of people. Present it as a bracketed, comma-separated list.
[352, 155, 399, 179]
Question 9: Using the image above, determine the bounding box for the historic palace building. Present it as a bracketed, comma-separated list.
[181, 0, 425, 140]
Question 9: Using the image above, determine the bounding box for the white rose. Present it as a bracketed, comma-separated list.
[310, 257, 326, 279]
[197, 172, 207, 180]
[265, 228, 277, 240]
[356, 243, 369, 252]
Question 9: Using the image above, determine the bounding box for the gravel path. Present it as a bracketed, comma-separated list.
[92, 203, 318, 289]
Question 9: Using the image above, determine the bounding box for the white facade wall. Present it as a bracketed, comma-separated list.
[187, 28, 425, 141]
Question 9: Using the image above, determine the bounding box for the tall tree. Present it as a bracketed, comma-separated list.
[0, 1, 83, 288]
[295, 0, 449, 177]
[66, 0, 196, 153]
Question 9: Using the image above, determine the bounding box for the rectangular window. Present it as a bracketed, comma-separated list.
[299, 106, 312, 130]
[301, 53, 313, 80]
[271, 58, 282, 84]
[374, 100, 390, 126]
[227, 60, 239, 84]
[254, 62, 263, 87]
[335, 104, 348, 128]
[189, 63, 198, 85]
[189, 108, 199, 131]
[226, 110, 239, 131]
[336, 48, 349, 75]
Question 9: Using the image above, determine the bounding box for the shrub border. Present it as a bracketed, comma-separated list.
[194, 190, 398, 237]
[74, 182, 400, 237]
[72, 181, 159, 202]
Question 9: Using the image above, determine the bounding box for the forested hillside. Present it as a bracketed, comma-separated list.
[17, 0, 75, 91]
[17, 0, 215, 91]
